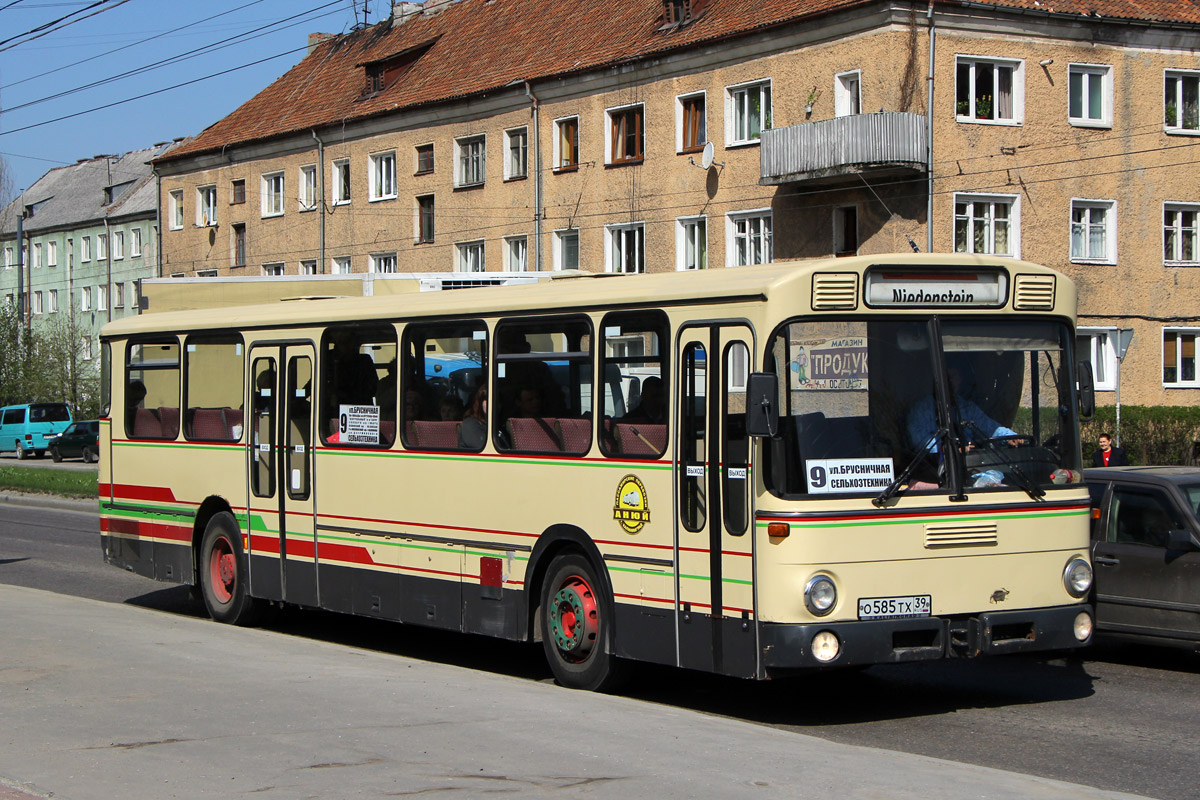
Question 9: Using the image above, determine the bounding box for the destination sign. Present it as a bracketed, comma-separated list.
[865, 269, 1007, 308]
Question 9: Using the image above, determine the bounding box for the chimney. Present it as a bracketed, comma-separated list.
[308, 32, 334, 54]
[391, 2, 422, 24]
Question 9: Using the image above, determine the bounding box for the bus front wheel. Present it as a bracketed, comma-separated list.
[540, 553, 625, 692]
[199, 512, 262, 626]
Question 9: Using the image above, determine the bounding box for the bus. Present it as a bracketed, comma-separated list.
[98, 254, 1096, 690]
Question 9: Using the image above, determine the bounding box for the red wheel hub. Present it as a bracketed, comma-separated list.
[208, 535, 237, 604]
[550, 576, 599, 661]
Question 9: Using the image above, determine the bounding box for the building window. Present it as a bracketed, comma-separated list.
[48, 289, 58, 313]
[676, 216, 707, 270]
[455, 135, 486, 187]
[727, 79, 771, 145]
[370, 253, 397, 274]
[678, 92, 706, 153]
[47, 240, 57, 267]
[197, 185, 217, 226]
[555, 229, 579, 270]
[300, 259, 317, 275]
[505, 127, 528, 179]
[554, 117, 579, 170]
[956, 57, 1022, 123]
[834, 205, 858, 256]
[262, 262, 285, 277]
[415, 143, 434, 175]
[115, 283, 124, 308]
[80, 335, 93, 361]
[417, 195, 435, 243]
[369, 151, 396, 200]
[1164, 203, 1200, 264]
[953, 194, 1017, 256]
[506, 236, 528, 271]
[131, 227, 142, 257]
[113, 231, 125, 261]
[169, 189, 184, 230]
[231, 179, 246, 204]
[457, 240, 485, 272]
[32, 291, 42, 315]
[32, 243, 42, 268]
[81, 236, 91, 262]
[97, 234, 108, 261]
[727, 210, 773, 266]
[3, 247, 11, 269]
[97, 285, 107, 311]
[835, 71, 861, 117]
[1165, 71, 1200, 132]
[81, 287, 91, 311]
[1077, 328, 1118, 391]
[331, 256, 351, 274]
[332, 159, 351, 204]
[232, 223, 246, 268]
[1070, 200, 1116, 263]
[607, 223, 645, 273]
[1068, 64, 1112, 127]
[300, 164, 318, 210]
[262, 172, 285, 217]
[607, 104, 644, 164]
[196, 269, 218, 278]
[1164, 329, 1200, 386]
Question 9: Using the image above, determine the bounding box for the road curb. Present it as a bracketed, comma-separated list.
[0, 491, 97, 514]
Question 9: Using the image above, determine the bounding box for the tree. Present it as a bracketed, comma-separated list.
[0, 305, 101, 417]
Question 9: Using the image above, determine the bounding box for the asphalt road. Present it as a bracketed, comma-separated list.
[1, 500, 1197, 800]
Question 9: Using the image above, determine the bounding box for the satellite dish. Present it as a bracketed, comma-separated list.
[701, 141, 715, 169]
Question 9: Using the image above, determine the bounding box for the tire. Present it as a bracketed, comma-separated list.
[540, 553, 627, 692]
[15, 442, 25, 461]
[50, 446, 62, 463]
[198, 511, 263, 626]
[81, 446, 95, 464]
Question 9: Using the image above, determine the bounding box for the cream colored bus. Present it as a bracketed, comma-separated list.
[98, 254, 1096, 690]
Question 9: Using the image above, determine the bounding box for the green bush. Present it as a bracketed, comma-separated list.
[1081, 406, 1200, 466]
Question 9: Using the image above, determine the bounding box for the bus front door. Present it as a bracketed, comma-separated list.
[676, 324, 757, 678]
[247, 343, 317, 607]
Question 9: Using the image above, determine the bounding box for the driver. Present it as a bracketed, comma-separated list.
[908, 363, 1017, 453]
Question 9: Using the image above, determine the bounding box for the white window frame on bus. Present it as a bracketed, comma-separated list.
[1077, 327, 1118, 391]
[606, 222, 645, 273]
[554, 228, 579, 270]
[956, 56, 1024, 124]
[676, 215, 707, 270]
[261, 172, 285, 218]
[953, 193, 1019, 257]
[726, 209, 773, 267]
[1070, 198, 1116, 265]
[1163, 202, 1200, 265]
[1068, 63, 1113, 128]
[1163, 327, 1200, 387]
[457, 240, 485, 272]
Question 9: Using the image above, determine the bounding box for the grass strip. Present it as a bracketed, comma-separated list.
[0, 466, 98, 499]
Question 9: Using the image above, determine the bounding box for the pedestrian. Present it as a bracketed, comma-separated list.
[1091, 432, 1130, 467]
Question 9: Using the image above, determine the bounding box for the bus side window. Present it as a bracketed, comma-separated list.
[599, 310, 668, 459]
[126, 339, 180, 440]
[320, 325, 397, 447]
[400, 320, 488, 452]
[183, 335, 244, 442]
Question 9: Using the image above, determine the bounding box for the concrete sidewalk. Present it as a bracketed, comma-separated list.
[0, 584, 1146, 800]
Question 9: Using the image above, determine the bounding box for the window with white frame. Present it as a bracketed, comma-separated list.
[169, 189, 184, 230]
[332, 158, 351, 204]
[554, 117, 579, 170]
[834, 205, 858, 256]
[370, 252, 397, 274]
[197, 185, 218, 226]
[262, 262, 285, 277]
[47, 240, 57, 267]
[32, 243, 42, 268]
[835, 71, 861, 117]
[300, 259, 317, 275]
[131, 227, 142, 257]
[457, 240, 485, 272]
[455, 135, 486, 187]
[196, 269, 218, 277]
[81, 286, 91, 311]
[1068, 64, 1112, 127]
[115, 282, 124, 308]
[727, 210, 773, 266]
[677, 92, 706, 153]
[80, 335, 93, 361]
[676, 216, 707, 270]
[97, 284, 107, 311]
[1163, 203, 1200, 264]
[506, 236, 528, 271]
[554, 229, 579, 270]
[97, 233, 108, 261]
[953, 194, 1018, 256]
[1070, 200, 1116, 263]
[32, 291, 42, 315]
[331, 256, 351, 274]
[369, 151, 396, 200]
[1164, 71, 1200, 132]
[300, 164, 318, 210]
[48, 289, 58, 313]
[3, 247, 11, 269]
[113, 231, 125, 261]
[1077, 328, 1118, 391]
[606, 104, 644, 164]
[505, 127, 528, 180]
[726, 79, 771, 145]
[956, 57, 1022, 123]
[1164, 328, 1200, 386]
[262, 172, 284, 217]
[81, 236, 91, 262]
[607, 223, 645, 273]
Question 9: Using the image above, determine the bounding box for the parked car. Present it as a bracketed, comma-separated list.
[1084, 466, 1200, 648]
[48, 420, 100, 463]
[0, 402, 74, 459]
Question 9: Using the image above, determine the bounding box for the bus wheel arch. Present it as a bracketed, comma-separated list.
[193, 498, 264, 627]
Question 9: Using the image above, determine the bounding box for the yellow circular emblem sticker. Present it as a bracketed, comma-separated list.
[613, 475, 650, 534]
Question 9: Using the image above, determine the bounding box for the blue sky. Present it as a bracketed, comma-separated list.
[0, 0, 387, 197]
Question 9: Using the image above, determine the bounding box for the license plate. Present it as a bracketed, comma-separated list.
[857, 594, 932, 620]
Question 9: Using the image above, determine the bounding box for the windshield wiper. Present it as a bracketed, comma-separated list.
[873, 428, 946, 508]
[962, 420, 1045, 500]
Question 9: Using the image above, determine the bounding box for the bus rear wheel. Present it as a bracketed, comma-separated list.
[540, 553, 625, 692]
[199, 511, 263, 626]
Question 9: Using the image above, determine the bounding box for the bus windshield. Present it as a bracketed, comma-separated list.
[763, 318, 1082, 498]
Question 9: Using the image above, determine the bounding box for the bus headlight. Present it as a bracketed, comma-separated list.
[804, 575, 837, 616]
[811, 631, 841, 662]
[1063, 557, 1093, 598]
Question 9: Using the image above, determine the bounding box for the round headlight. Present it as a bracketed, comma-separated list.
[805, 575, 837, 616]
[1073, 611, 1093, 642]
[811, 630, 841, 663]
[1064, 557, 1093, 598]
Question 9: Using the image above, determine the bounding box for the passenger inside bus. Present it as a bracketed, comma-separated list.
[621, 376, 665, 424]
[459, 387, 487, 449]
[329, 331, 378, 407]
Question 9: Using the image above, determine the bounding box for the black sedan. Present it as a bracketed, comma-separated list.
[1084, 466, 1200, 649]
[49, 420, 99, 463]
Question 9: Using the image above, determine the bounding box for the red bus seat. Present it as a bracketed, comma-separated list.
[556, 418, 592, 454]
[412, 420, 461, 449]
[614, 422, 665, 456]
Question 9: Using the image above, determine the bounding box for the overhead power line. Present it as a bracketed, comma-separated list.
[0, 0, 131, 54]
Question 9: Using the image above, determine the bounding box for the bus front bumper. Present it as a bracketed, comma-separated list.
[760, 604, 1092, 672]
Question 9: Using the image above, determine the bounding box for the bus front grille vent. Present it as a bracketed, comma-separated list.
[1013, 274, 1056, 310]
[811, 273, 859, 310]
[924, 523, 998, 548]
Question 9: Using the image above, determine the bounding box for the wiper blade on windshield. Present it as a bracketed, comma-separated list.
[962, 421, 1045, 500]
[873, 429, 944, 508]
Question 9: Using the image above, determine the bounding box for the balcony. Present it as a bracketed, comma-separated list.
[760, 112, 927, 186]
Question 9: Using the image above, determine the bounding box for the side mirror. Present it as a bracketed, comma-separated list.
[1076, 360, 1095, 421]
[745, 372, 778, 438]
[1166, 528, 1196, 552]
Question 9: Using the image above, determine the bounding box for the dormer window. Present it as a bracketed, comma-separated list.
[662, 0, 705, 28]
[358, 38, 437, 99]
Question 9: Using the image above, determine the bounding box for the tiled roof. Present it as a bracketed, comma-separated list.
[158, 0, 1200, 164]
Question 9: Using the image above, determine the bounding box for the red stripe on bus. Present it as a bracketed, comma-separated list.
[103, 516, 191, 542]
[107, 484, 180, 504]
[614, 592, 675, 605]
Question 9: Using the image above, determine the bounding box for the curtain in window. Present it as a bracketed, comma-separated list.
[996, 67, 1013, 119]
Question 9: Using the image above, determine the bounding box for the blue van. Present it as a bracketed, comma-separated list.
[0, 403, 74, 460]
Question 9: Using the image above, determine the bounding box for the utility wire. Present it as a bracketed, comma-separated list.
[0, 0, 131, 54]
